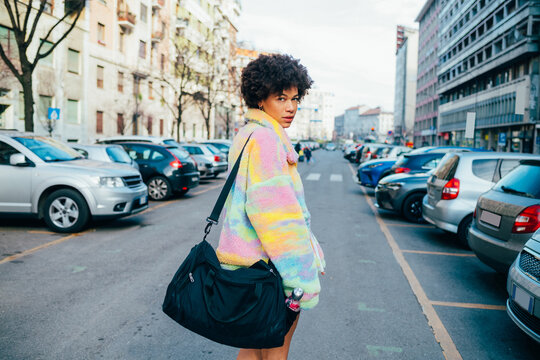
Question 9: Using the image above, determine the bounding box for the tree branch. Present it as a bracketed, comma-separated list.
[0, 43, 22, 83]
[3, 0, 21, 34]
[22, 0, 35, 35]
[33, 7, 83, 68]
[26, 0, 47, 47]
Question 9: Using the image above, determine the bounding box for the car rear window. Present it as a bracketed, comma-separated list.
[472, 159, 497, 181]
[106, 146, 132, 164]
[168, 147, 190, 160]
[493, 164, 540, 198]
[433, 154, 458, 180]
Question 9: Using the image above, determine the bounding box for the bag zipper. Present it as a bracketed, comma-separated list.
[189, 272, 194, 283]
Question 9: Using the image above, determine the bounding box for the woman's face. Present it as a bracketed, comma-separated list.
[258, 87, 299, 128]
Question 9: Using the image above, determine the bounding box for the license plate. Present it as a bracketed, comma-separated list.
[192, 177, 199, 182]
[512, 283, 534, 314]
[139, 195, 147, 205]
[479, 210, 501, 228]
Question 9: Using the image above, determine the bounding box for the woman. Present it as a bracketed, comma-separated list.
[216, 54, 325, 359]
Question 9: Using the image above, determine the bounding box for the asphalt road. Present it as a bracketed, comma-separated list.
[1, 150, 539, 359]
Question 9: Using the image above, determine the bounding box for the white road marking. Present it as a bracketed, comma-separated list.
[330, 174, 343, 182]
[306, 173, 321, 181]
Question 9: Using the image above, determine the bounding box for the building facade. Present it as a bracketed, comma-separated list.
[394, 25, 419, 146]
[334, 105, 393, 141]
[288, 89, 335, 141]
[415, 0, 440, 147]
[437, 0, 539, 153]
[0, 0, 242, 143]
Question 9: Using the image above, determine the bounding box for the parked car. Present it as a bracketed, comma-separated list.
[375, 171, 432, 222]
[423, 152, 540, 247]
[118, 142, 199, 201]
[356, 144, 392, 164]
[506, 229, 540, 343]
[469, 159, 540, 273]
[71, 144, 139, 170]
[0, 132, 148, 233]
[182, 143, 228, 178]
[326, 143, 337, 151]
[344, 143, 361, 161]
[200, 140, 232, 156]
[97, 135, 180, 147]
[357, 146, 412, 187]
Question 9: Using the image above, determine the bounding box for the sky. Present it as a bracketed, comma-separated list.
[236, 0, 425, 116]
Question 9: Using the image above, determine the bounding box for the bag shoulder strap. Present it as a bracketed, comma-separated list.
[204, 133, 253, 239]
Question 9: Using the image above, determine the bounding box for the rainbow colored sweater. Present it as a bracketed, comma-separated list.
[216, 109, 324, 309]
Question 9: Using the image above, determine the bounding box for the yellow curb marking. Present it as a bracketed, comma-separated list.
[27, 230, 56, 235]
[385, 223, 434, 228]
[402, 249, 476, 257]
[350, 163, 463, 360]
[0, 229, 95, 265]
[431, 301, 506, 311]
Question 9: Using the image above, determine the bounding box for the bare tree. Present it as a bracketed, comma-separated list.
[0, 0, 85, 132]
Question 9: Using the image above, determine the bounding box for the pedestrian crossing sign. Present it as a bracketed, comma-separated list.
[48, 108, 60, 121]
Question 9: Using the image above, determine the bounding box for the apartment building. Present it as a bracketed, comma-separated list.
[415, 0, 440, 147]
[0, 0, 241, 143]
[393, 25, 419, 146]
[437, 0, 540, 153]
[334, 105, 393, 141]
[289, 89, 335, 141]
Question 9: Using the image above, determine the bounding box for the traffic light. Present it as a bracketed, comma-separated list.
[371, 127, 375, 132]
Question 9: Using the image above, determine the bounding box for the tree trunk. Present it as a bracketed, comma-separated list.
[22, 72, 34, 132]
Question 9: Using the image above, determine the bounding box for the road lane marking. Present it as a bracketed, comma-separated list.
[366, 345, 403, 357]
[385, 223, 434, 228]
[431, 301, 506, 311]
[359, 184, 462, 360]
[358, 302, 385, 312]
[402, 249, 476, 257]
[27, 230, 56, 234]
[330, 174, 343, 182]
[0, 229, 94, 265]
[306, 173, 321, 181]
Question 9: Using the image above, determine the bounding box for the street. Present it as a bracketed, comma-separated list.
[1, 150, 539, 360]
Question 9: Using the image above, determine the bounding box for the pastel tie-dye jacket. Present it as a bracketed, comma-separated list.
[216, 109, 324, 309]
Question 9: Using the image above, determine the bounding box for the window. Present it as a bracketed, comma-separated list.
[118, 71, 124, 92]
[97, 65, 104, 88]
[472, 159, 497, 181]
[38, 95, 53, 121]
[140, 3, 147, 22]
[67, 48, 80, 74]
[117, 113, 124, 133]
[139, 40, 146, 58]
[0, 26, 17, 56]
[96, 111, 103, 133]
[147, 116, 153, 134]
[160, 119, 164, 135]
[0, 141, 19, 166]
[40, 40, 54, 66]
[499, 159, 520, 179]
[97, 23, 105, 45]
[160, 53, 165, 71]
[66, 99, 79, 124]
[148, 81, 153, 99]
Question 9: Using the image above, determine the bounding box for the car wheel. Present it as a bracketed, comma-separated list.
[402, 193, 425, 223]
[457, 215, 473, 249]
[148, 176, 172, 201]
[43, 189, 89, 233]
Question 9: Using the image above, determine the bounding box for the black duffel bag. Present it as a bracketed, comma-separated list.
[162, 134, 290, 348]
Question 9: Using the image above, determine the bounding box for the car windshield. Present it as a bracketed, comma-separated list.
[205, 145, 221, 154]
[14, 136, 83, 162]
[106, 146, 132, 164]
[208, 143, 229, 151]
[168, 147, 191, 160]
[493, 164, 540, 199]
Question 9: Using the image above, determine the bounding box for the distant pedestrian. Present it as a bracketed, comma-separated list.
[295, 142, 301, 153]
[304, 146, 312, 163]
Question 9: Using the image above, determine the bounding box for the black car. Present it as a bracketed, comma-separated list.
[118, 142, 199, 201]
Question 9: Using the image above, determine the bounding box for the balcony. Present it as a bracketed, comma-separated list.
[152, 0, 164, 11]
[151, 31, 164, 43]
[118, 11, 136, 30]
[175, 18, 188, 29]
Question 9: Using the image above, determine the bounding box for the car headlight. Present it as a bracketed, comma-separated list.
[367, 163, 383, 168]
[385, 182, 404, 191]
[91, 176, 126, 187]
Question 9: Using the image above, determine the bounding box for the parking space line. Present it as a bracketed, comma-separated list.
[431, 300, 506, 311]
[27, 230, 57, 235]
[359, 184, 462, 360]
[402, 249, 476, 257]
[385, 223, 434, 228]
[0, 229, 94, 265]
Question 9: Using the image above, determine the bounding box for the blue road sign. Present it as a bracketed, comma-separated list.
[48, 108, 60, 121]
[498, 132, 506, 146]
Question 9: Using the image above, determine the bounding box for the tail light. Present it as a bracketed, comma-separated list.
[394, 167, 410, 174]
[214, 155, 221, 162]
[441, 178, 460, 200]
[372, 154, 378, 159]
[473, 208, 477, 218]
[170, 160, 183, 168]
[512, 205, 540, 233]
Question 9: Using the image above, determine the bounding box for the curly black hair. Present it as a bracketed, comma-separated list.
[241, 54, 313, 109]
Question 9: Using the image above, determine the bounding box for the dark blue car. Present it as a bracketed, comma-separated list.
[357, 159, 397, 187]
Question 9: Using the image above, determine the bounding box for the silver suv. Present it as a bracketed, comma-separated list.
[423, 152, 540, 247]
[0, 132, 148, 233]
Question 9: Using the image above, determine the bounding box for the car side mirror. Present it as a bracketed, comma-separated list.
[10, 153, 32, 167]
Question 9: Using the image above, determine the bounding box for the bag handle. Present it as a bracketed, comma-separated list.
[203, 269, 263, 323]
[203, 133, 253, 240]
